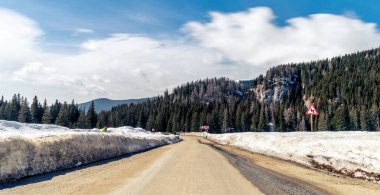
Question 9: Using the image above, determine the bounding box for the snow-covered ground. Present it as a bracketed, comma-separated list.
[207, 132, 380, 182]
[0, 120, 180, 183]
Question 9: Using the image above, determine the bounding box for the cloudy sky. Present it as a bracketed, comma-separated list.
[1, 0, 380, 103]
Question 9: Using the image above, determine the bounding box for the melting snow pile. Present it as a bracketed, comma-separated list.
[0, 120, 180, 183]
[207, 131, 380, 182]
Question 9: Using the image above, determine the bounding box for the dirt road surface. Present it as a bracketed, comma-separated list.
[1, 136, 379, 195]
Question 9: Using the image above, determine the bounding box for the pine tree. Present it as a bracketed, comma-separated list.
[241, 110, 249, 132]
[86, 101, 97, 128]
[360, 106, 371, 131]
[31, 96, 39, 123]
[76, 109, 87, 128]
[136, 112, 144, 128]
[145, 113, 155, 131]
[56, 102, 70, 127]
[0, 96, 3, 108]
[10, 94, 21, 121]
[41, 99, 52, 124]
[68, 100, 79, 127]
[0, 103, 7, 120]
[277, 105, 284, 131]
[199, 111, 207, 127]
[333, 104, 350, 131]
[270, 104, 277, 132]
[317, 111, 328, 131]
[96, 111, 108, 128]
[298, 117, 307, 131]
[155, 111, 165, 132]
[283, 107, 294, 131]
[210, 110, 220, 133]
[250, 114, 257, 131]
[372, 105, 380, 131]
[235, 105, 242, 132]
[222, 108, 230, 133]
[258, 105, 267, 131]
[50, 100, 61, 124]
[190, 112, 200, 132]
[18, 97, 31, 123]
[349, 108, 360, 130]
[368, 104, 379, 131]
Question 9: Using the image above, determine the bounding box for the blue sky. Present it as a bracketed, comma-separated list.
[0, 0, 380, 102]
[2, 0, 379, 49]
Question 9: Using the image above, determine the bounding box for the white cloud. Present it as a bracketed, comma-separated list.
[0, 8, 43, 66]
[91, 74, 111, 83]
[51, 34, 225, 99]
[183, 7, 380, 67]
[13, 62, 56, 82]
[74, 28, 94, 35]
[13, 62, 107, 96]
[125, 11, 159, 25]
[1, 7, 380, 102]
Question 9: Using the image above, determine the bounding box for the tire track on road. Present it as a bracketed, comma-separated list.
[200, 139, 329, 195]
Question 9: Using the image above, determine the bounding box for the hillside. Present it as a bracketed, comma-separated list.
[79, 98, 147, 112]
[101, 47, 380, 133]
[0, 48, 378, 132]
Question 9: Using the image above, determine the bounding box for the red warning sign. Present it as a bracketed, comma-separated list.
[306, 103, 319, 116]
[200, 126, 209, 130]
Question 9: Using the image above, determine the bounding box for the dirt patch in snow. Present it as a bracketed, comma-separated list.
[309, 157, 380, 182]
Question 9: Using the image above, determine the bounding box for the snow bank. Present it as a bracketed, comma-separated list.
[0, 120, 180, 183]
[207, 132, 380, 182]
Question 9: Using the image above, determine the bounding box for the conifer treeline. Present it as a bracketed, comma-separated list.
[100, 48, 380, 133]
[0, 95, 98, 129]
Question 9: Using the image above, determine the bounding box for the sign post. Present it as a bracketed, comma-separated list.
[199, 125, 209, 132]
[306, 103, 319, 131]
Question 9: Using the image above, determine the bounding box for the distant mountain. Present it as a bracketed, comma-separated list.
[79, 98, 147, 112]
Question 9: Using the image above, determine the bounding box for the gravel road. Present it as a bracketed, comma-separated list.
[2, 136, 379, 195]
